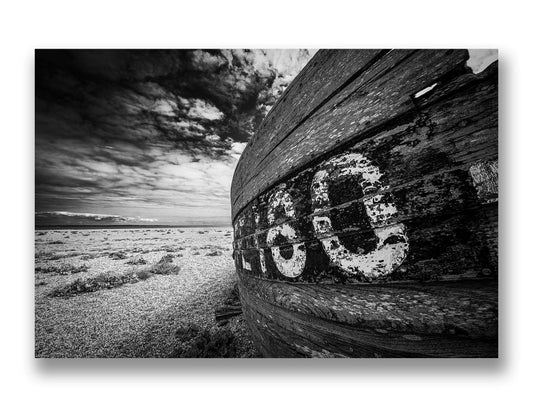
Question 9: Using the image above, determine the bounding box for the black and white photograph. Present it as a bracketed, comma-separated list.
[35, 48, 498, 358]
[4, 1, 533, 405]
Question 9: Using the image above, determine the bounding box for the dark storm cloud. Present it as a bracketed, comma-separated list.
[36, 49, 305, 148]
[35, 49, 315, 225]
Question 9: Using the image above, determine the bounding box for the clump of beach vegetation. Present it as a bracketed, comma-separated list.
[49, 269, 153, 297]
[36, 263, 89, 275]
[109, 251, 127, 260]
[126, 256, 147, 265]
[147, 254, 180, 275]
[171, 324, 238, 358]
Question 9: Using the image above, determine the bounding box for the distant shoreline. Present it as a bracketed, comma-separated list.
[35, 224, 232, 230]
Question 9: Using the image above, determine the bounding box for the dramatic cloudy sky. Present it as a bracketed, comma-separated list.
[35, 49, 317, 226]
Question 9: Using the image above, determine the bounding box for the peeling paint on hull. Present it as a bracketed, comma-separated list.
[469, 160, 498, 204]
[310, 152, 409, 278]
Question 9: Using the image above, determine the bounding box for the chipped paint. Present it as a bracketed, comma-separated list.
[469, 160, 498, 203]
[311, 152, 409, 277]
[267, 184, 296, 224]
[259, 247, 267, 274]
[242, 252, 252, 271]
[363, 194, 399, 226]
[414, 82, 438, 99]
[266, 187, 307, 278]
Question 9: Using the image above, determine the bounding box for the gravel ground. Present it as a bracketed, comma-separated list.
[34, 227, 259, 358]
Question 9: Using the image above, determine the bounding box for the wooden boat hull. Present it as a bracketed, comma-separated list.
[230, 49, 498, 357]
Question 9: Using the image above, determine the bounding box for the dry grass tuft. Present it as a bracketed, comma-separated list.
[49, 269, 152, 298]
[109, 251, 127, 260]
[36, 263, 89, 275]
[146, 262, 181, 275]
[145, 254, 180, 275]
[35, 250, 54, 260]
[157, 254, 174, 263]
[126, 256, 147, 265]
[80, 253, 101, 261]
[223, 283, 240, 306]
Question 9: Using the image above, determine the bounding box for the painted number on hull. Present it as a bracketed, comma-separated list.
[310, 153, 409, 278]
[265, 185, 307, 278]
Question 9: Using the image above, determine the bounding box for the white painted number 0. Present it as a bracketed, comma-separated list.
[310, 153, 409, 278]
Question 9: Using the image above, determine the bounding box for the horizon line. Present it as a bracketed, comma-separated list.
[35, 223, 232, 230]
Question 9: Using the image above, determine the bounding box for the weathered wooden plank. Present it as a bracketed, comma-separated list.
[233, 155, 498, 243]
[235, 167, 492, 245]
[239, 278, 497, 358]
[259, 50, 385, 147]
[233, 60, 495, 218]
[233, 50, 385, 195]
[214, 305, 243, 325]
[239, 273, 497, 337]
[232, 49, 473, 216]
[241, 305, 306, 357]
